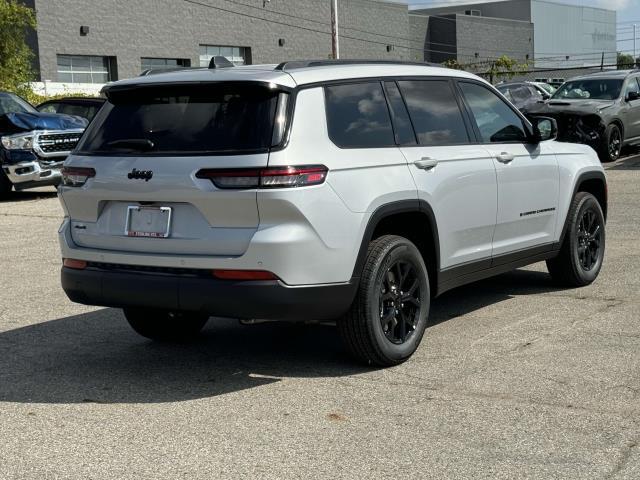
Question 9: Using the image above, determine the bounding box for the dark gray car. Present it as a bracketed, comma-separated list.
[524, 70, 640, 162]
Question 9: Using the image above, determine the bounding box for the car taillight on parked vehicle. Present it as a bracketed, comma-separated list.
[196, 165, 328, 189]
[63, 258, 87, 270]
[62, 167, 96, 187]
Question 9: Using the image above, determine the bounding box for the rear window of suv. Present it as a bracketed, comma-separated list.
[75, 83, 283, 155]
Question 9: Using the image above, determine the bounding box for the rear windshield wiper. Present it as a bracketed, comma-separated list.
[105, 139, 155, 151]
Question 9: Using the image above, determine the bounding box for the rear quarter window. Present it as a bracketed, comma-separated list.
[324, 82, 395, 148]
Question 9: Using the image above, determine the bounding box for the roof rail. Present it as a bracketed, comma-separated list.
[274, 59, 441, 72]
[139, 67, 193, 77]
[209, 56, 235, 69]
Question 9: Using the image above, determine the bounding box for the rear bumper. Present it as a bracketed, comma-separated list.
[61, 266, 358, 321]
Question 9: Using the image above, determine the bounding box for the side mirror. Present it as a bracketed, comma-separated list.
[530, 116, 558, 142]
[627, 91, 640, 102]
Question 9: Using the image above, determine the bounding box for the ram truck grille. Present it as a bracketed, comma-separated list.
[37, 132, 83, 154]
[33, 129, 85, 158]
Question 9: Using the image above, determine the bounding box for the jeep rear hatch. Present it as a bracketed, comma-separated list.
[61, 82, 289, 257]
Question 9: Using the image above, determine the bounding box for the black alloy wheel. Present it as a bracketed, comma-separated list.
[608, 126, 621, 161]
[546, 192, 605, 287]
[576, 207, 603, 272]
[339, 235, 431, 367]
[379, 260, 423, 345]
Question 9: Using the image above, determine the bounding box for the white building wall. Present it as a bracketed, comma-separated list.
[531, 0, 616, 68]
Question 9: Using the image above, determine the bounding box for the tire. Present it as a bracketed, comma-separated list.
[339, 235, 430, 367]
[598, 124, 622, 163]
[0, 169, 12, 199]
[123, 308, 209, 341]
[546, 192, 605, 287]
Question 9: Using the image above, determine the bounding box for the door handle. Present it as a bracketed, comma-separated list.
[496, 152, 515, 164]
[414, 157, 439, 170]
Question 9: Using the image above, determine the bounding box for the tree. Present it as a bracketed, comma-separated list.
[442, 59, 464, 70]
[617, 52, 635, 70]
[485, 55, 530, 84]
[0, 0, 37, 94]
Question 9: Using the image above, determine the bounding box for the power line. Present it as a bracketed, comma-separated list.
[182, 0, 629, 67]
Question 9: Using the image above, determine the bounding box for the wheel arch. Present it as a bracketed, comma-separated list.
[351, 200, 440, 295]
[610, 118, 624, 137]
[558, 170, 607, 247]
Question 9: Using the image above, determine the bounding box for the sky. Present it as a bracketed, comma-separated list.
[387, 0, 640, 55]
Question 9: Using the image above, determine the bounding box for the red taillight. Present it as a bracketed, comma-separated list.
[196, 165, 328, 189]
[62, 166, 96, 187]
[63, 258, 87, 270]
[212, 269, 278, 281]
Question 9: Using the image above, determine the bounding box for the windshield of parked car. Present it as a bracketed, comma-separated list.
[76, 84, 283, 155]
[552, 79, 623, 100]
[0, 92, 37, 116]
[535, 83, 556, 95]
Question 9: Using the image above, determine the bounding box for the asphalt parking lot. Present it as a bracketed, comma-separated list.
[0, 157, 638, 479]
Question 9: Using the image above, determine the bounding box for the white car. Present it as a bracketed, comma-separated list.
[58, 59, 607, 366]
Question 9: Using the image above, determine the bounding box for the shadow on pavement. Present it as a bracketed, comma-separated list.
[0, 190, 58, 203]
[0, 269, 565, 404]
[607, 157, 640, 170]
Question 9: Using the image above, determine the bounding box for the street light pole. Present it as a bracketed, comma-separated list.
[331, 0, 340, 60]
[634, 24, 637, 61]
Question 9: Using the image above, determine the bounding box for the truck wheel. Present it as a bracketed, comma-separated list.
[339, 235, 430, 367]
[598, 124, 621, 162]
[123, 308, 209, 341]
[0, 170, 12, 199]
[546, 192, 605, 287]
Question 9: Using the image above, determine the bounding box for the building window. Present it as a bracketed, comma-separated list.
[57, 55, 112, 83]
[199, 45, 250, 67]
[141, 57, 190, 73]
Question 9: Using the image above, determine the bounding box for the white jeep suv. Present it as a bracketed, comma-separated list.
[58, 59, 607, 366]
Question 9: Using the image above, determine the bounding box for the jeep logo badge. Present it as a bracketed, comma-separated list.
[128, 168, 153, 182]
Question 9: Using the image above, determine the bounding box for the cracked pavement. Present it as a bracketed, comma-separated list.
[0, 158, 639, 479]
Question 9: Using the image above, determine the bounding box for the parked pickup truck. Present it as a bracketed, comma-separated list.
[0, 91, 87, 197]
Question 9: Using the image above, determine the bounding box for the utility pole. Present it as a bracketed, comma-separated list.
[634, 24, 637, 61]
[331, 0, 340, 60]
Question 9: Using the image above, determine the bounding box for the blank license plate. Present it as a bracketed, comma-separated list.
[125, 206, 172, 238]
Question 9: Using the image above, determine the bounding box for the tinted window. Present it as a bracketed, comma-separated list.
[398, 80, 469, 146]
[552, 79, 623, 100]
[76, 84, 281, 154]
[57, 103, 101, 121]
[37, 104, 59, 114]
[325, 82, 395, 148]
[459, 82, 528, 143]
[0, 92, 36, 116]
[624, 78, 640, 98]
[383, 82, 416, 145]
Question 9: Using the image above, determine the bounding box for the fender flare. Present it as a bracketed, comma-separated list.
[350, 199, 441, 281]
[557, 170, 607, 248]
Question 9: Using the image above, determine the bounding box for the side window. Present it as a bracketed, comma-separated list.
[624, 78, 640, 98]
[383, 81, 416, 145]
[325, 82, 395, 148]
[38, 104, 58, 114]
[59, 104, 90, 118]
[397, 80, 470, 146]
[459, 82, 528, 143]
